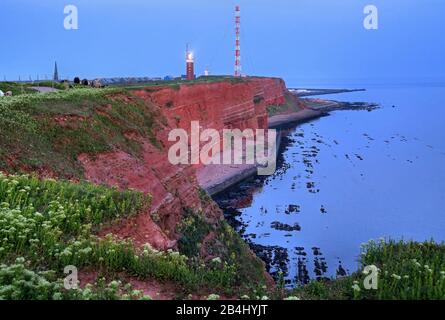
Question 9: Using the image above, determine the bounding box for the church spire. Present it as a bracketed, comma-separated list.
[53, 61, 59, 81]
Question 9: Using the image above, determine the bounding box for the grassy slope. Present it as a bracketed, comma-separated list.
[0, 88, 163, 178]
[109, 75, 258, 90]
[0, 81, 67, 96]
[0, 86, 272, 299]
[266, 91, 302, 116]
[0, 77, 262, 177]
[0, 173, 244, 299]
[293, 239, 445, 300]
[0, 82, 37, 95]
[2, 84, 444, 300]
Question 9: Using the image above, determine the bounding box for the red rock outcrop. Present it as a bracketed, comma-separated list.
[136, 77, 286, 137]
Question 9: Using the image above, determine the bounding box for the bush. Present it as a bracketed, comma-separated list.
[0, 173, 241, 299]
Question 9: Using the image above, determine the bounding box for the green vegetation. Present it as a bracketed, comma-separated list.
[0, 173, 247, 299]
[266, 91, 301, 116]
[0, 88, 163, 177]
[293, 239, 445, 300]
[214, 221, 270, 292]
[0, 80, 273, 299]
[3, 78, 443, 301]
[31, 81, 67, 90]
[358, 239, 445, 299]
[177, 209, 270, 295]
[198, 187, 212, 204]
[0, 258, 151, 300]
[178, 211, 212, 257]
[117, 76, 248, 91]
[0, 81, 67, 96]
[0, 87, 119, 116]
[0, 82, 37, 96]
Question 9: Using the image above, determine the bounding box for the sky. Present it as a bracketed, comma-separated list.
[0, 0, 444, 87]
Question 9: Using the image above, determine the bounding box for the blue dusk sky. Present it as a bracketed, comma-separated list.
[0, 0, 444, 87]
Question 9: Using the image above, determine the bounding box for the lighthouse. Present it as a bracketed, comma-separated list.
[186, 45, 195, 81]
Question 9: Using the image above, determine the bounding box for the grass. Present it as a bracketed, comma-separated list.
[177, 208, 270, 294]
[266, 91, 301, 116]
[116, 75, 248, 91]
[0, 82, 37, 96]
[357, 239, 445, 299]
[0, 77, 272, 179]
[177, 210, 212, 257]
[31, 81, 67, 90]
[214, 221, 270, 292]
[0, 173, 245, 299]
[0, 87, 119, 115]
[198, 188, 212, 204]
[0, 81, 66, 96]
[292, 239, 445, 300]
[0, 88, 163, 178]
[0, 79, 275, 300]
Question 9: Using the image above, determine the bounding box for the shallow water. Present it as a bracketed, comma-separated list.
[214, 86, 445, 287]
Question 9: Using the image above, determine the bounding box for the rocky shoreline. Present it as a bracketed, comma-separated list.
[198, 91, 379, 196]
[289, 88, 365, 97]
[197, 107, 323, 196]
[197, 131, 283, 196]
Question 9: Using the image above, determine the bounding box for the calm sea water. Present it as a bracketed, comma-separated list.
[214, 85, 445, 287]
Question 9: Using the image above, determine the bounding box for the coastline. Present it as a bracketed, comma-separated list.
[197, 90, 378, 196]
[197, 107, 326, 196]
[268, 108, 326, 129]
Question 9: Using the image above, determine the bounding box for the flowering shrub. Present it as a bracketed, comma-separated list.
[0, 257, 139, 300]
[0, 173, 238, 299]
[353, 239, 445, 299]
[291, 239, 445, 300]
[0, 105, 37, 134]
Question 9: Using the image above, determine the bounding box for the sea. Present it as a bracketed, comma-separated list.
[214, 83, 445, 287]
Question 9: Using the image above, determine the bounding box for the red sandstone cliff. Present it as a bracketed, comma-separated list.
[77, 77, 289, 250]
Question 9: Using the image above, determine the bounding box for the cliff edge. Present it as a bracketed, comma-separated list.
[0, 76, 299, 293]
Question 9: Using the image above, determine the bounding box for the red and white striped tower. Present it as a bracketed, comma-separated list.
[234, 5, 241, 77]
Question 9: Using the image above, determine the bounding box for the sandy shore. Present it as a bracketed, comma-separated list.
[197, 107, 325, 195]
[268, 108, 325, 128]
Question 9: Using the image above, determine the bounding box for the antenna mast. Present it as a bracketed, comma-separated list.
[234, 5, 241, 77]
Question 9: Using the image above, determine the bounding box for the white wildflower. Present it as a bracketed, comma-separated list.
[211, 257, 222, 264]
[284, 296, 300, 300]
[391, 274, 401, 280]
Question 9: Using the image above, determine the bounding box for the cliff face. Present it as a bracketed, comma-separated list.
[77, 78, 288, 250]
[142, 77, 286, 134]
[0, 77, 291, 288]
